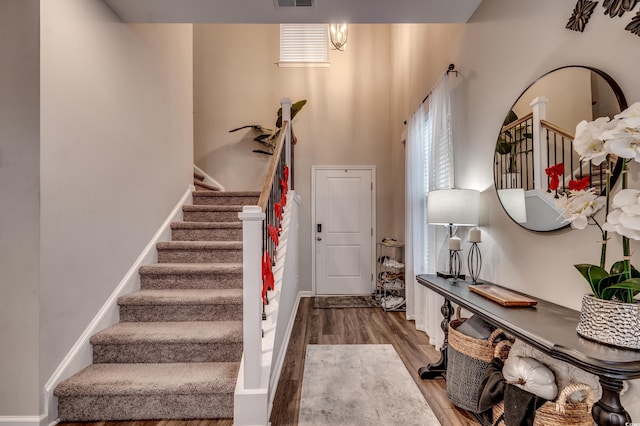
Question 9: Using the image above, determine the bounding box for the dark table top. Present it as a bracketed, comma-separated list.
[417, 274, 640, 380]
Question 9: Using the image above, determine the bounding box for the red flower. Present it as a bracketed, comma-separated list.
[274, 202, 283, 220]
[280, 176, 288, 195]
[262, 250, 274, 303]
[268, 224, 279, 246]
[569, 176, 591, 191]
[545, 163, 565, 191]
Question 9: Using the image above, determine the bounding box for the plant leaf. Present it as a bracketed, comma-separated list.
[601, 278, 640, 301]
[574, 264, 609, 297]
[276, 99, 307, 128]
[254, 134, 271, 143]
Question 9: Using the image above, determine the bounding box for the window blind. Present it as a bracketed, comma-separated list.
[279, 24, 329, 63]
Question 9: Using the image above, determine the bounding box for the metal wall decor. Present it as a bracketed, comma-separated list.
[567, 0, 599, 32]
[626, 10, 640, 34]
[602, 0, 638, 17]
[567, 0, 640, 36]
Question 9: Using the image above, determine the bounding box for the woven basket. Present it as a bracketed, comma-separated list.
[493, 383, 595, 426]
[446, 308, 506, 412]
[533, 383, 595, 426]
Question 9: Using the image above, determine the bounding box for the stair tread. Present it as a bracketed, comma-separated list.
[171, 221, 242, 229]
[118, 289, 242, 305]
[54, 362, 239, 396]
[156, 241, 242, 250]
[183, 205, 243, 212]
[91, 321, 242, 344]
[193, 191, 260, 197]
[193, 171, 205, 181]
[194, 181, 221, 191]
[139, 263, 242, 274]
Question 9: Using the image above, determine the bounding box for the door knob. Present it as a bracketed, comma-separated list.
[317, 237, 322, 241]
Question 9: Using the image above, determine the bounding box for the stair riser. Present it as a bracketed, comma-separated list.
[92, 342, 242, 364]
[171, 228, 242, 241]
[157, 249, 242, 263]
[182, 211, 241, 222]
[192, 195, 259, 206]
[57, 393, 233, 421]
[140, 273, 242, 290]
[119, 304, 242, 322]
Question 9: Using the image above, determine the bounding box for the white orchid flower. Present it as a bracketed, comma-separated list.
[557, 188, 606, 230]
[615, 101, 640, 120]
[602, 189, 640, 240]
[599, 102, 640, 162]
[572, 117, 614, 165]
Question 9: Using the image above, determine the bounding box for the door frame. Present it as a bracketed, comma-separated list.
[311, 165, 377, 296]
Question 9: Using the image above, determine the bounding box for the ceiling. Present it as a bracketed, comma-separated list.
[102, 0, 483, 24]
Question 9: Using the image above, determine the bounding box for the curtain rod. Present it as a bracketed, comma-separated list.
[404, 63, 458, 125]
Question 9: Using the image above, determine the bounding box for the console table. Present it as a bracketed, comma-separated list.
[416, 274, 640, 426]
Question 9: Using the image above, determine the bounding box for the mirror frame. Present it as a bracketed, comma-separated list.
[494, 65, 628, 232]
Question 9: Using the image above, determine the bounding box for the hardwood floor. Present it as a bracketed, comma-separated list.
[59, 297, 479, 426]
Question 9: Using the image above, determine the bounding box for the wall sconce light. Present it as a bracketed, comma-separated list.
[329, 23, 348, 51]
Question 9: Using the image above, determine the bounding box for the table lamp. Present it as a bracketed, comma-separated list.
[427, 189, 480, 280]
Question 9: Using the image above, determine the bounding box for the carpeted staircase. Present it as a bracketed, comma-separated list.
[54, 178, 259, 421]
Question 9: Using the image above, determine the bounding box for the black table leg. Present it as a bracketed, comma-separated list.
[592, 377, 631, 426]
[419, 298, 452, 380]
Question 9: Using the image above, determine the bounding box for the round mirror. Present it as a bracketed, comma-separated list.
[493, 66, 627, 232]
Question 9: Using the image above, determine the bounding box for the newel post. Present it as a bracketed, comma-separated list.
[530, 96, 548, 191]
[238, 205, 265, 389]
[281, 97, 292, 189]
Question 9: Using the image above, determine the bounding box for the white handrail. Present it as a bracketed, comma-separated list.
[236, 98, 292, 426]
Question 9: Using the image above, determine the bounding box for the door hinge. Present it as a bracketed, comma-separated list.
[371, 228, 373, 236]
[371, 182, 373, 190]
[371, 273, 374, 282]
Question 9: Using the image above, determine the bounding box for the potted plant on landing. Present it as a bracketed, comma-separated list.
[557, 101, 640, 349]
[496, 110, 532, 189]
[229, 99, 307, 155]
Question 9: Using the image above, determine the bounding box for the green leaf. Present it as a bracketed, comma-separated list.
[574, 264, 609, 297]
[610, 261, 627, 275]
[276, 99, 307, 128]
[252, 149, 273, 155]
[602, 278, 640, 302]
[254, 134, 271, 143]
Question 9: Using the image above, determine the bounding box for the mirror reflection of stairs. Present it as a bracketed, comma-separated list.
[53, 186, 260, 421]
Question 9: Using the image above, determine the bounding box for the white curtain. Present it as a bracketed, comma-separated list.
[405, 74, 454, 349]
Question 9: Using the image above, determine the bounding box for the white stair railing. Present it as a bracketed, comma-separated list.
[235, 98, 294, 426]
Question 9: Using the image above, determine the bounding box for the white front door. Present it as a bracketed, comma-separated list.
[313, 167, 374, 295]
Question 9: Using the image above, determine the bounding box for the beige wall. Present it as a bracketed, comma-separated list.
[194, 24, 395, 293]
[391, 0, 640, 418]
[39, 0, 193, 410]
[0, 0, 40, 416]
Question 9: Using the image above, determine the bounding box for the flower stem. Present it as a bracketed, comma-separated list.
[621, 160, 631, 282]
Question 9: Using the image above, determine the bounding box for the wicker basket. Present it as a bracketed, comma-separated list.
[446, 308, 506, 412]
[493, 383, 595, 426]
[533, 383, 595, 426]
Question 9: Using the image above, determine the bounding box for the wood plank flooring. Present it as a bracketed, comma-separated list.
[59, 297, 479, 426]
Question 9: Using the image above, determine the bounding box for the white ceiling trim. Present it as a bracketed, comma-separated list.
[102, 0, 483, 24]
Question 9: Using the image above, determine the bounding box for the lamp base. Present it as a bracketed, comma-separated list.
[436, 271, 466, 280]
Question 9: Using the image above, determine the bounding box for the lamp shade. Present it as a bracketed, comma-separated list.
[427, 189, 480, 226]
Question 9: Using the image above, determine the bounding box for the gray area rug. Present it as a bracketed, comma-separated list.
[299, 344, 441, 426]
[313, 296, 378, 309]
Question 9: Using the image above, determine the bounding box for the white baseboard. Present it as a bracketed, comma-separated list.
[40, 186, 194, 425]
[193, 164, 225, 191]
[0, 415, 45, 426]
